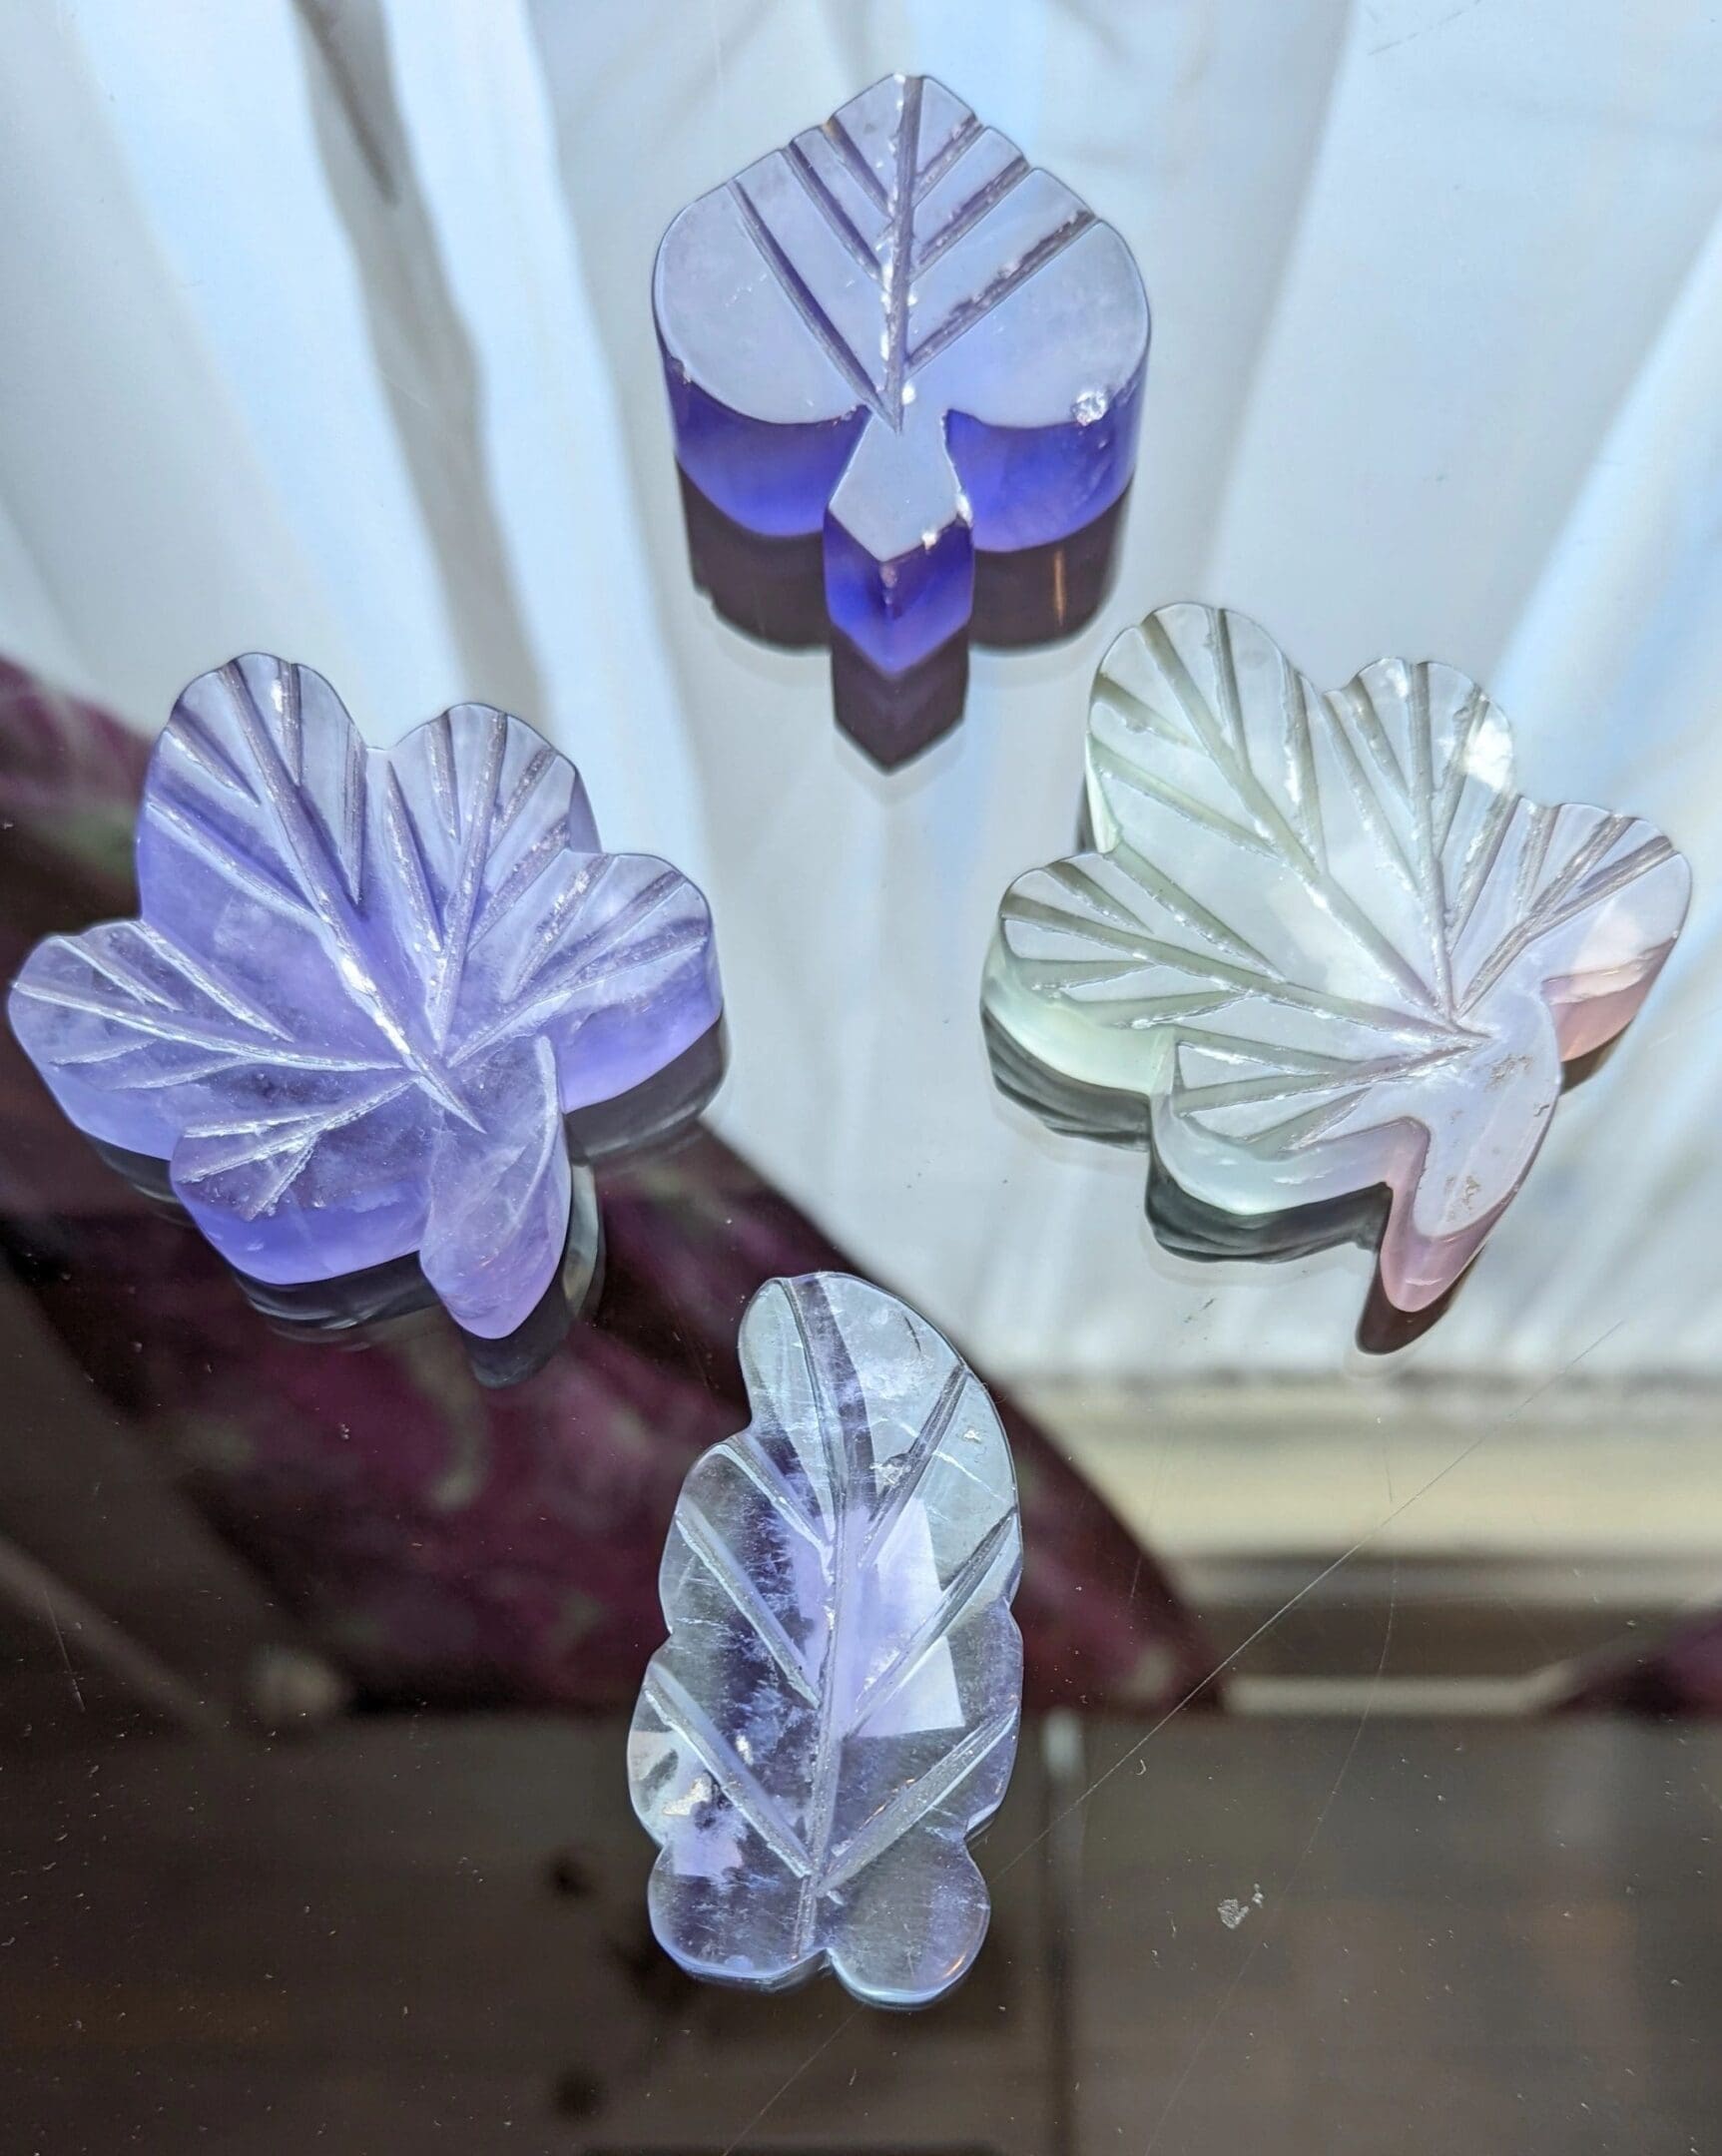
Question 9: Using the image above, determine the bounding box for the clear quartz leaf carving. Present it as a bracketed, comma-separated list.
[629, 1272, 1023, 2008]
[8, 654, 721, 1337]
[655, 71, 1148, 681]
[984, 604, 1692, 1314]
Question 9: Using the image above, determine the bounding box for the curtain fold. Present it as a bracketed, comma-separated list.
[1, 0, 1718, 1377]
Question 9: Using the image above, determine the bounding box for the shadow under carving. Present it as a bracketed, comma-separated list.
[678, 470, 1131, 769]
[89, 1023, 727, 1387]
[984, 1015, 1620, 1355]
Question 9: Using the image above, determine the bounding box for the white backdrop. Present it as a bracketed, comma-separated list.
[1, 0, 1719, 1379]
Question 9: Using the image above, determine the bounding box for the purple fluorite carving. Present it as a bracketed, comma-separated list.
[655, 72, 1148, 682]
[630, 1273, 1023, 2007]
[8, 655, 721, 1338]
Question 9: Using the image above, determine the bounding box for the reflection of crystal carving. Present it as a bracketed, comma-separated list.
[9, 655, 721, 1341]
[985, 604, 1691, 1321]
[656, 72, 1148, 766]
[630, 1272, 1022, 2007]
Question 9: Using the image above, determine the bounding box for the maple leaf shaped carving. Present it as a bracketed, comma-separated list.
[8, 655, 721, 1337]
[984, 605, 1691, 1313]
[629, 1273, 1022, 2007]
[655, 72, 1149, 679]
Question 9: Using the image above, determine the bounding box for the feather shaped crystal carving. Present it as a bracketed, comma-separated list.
[654, 73, 1148, 703]
[984, 605, 1691, 1316]
[7, 655, 721, 1338]
[629, 1273, 1023, 2007]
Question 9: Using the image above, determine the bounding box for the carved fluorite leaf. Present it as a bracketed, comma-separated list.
[655, 71, 1148, 678]
[8, 654, 721, 1336]
[985, 604, 1691, 1312]
[629, 1272, 1022, 2007]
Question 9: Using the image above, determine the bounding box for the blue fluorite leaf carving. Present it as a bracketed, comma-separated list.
[656, 71, 1149, 677]
[629, 1272, 1023, 2007]
[8, 654, 721, 1337]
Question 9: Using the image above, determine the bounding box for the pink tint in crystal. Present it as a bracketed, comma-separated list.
[985, 605, 1692, 1329]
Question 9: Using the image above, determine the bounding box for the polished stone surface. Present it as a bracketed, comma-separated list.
[654, 72, 1147, 706]
[629, 1271, 1022, 2006]
[985, 603, 1691, 1317]
[8, 654, 721, 1338]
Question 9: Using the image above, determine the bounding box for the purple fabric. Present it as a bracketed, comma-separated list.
[1560, 1614, 1722, 1719]
[0, 657, 1212, 1716]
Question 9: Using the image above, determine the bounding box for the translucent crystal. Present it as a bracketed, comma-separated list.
[629, 1272, 1023, 2007]
[8, 654, 721, 1338]
[654, 71, 1149, 684]
[985, 604, 1691, 1315]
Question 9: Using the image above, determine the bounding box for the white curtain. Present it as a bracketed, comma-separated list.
[1, 0, 1718, 1378]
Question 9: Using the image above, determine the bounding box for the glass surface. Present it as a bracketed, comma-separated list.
[2, 3, 1721, 2151]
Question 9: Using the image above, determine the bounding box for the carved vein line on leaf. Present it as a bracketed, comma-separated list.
[907, 205, 1096, 376]
[180, 1077, 418, 1215]
[1513, 804, 1560, 926]
[912, 109, 980, 204]
[147, 792, 320, 928]
[1323, 681, 1426, 918]
[1069, 845, 1278, 975]
[785, 138, 881, 280]
[177, 663, 478, 1128]
[1443, 778, 1519, 947]
[735, 87, 1096, 425]
[1405, 663, 1453, 1007]
[1433, 685, 1495, 857]
[382, 764, 445, 966]
[728, 177, 889, 425]
[1172, 1037, 1473, 1118]
[1113, 618, 1457, 1027]
[716, 1437, 826, 1555]
[492, 741, 555, 841]
[1281, 654, 1326, 869]
[784, 1278, 851, 1535]
[823, 114, 889, 214]
[71, 932, 176, 1014]
[851, 1509, 1015, 1738]
[14, 928, 399, 1074]
[1461, 825, 1673, 1013]
[278, 655, 305, 788]
[470, 818, 568, 951]
[823, 1708, 1016, 1897]
[458, 864, 696, 1068]
[1005, 855, 1467, 1053]
[1339, 672, 1413, 813]
[857, 1360, 967, 1568]
[1100, 846, 1464, 1042]
[879, 73, 922, 421]
[10, 977, 396, 1076]
[783, 1279, 863, 1957]
[179, 1077, 413, 1156]
[102, 925, 297, 1044]
[675, 1498, 820, 1706]
[1004, 865, 1271, 984]
[494, 854, 614, 1009]
[424, 709, 506, 1047]
[643, 1664, 812, 1879]
[1089, 736, 1279, 861]
[169, 714, 260, 802]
